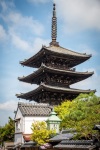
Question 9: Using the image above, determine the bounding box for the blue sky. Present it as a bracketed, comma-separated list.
[0, 0, 100, 126]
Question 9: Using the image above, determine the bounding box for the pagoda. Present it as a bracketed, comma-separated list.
[16, 4, 95, 105]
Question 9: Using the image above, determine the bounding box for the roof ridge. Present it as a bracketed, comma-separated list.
[18, 102, 50, 107]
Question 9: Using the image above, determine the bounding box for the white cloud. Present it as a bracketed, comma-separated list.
[71, 69, 100, 96]
[17, 82, 38, 93]
[27, 0, 50, 4]
[54, 0, 100, 33]
[32, 37, 50, 54]
[2, 11, 44, 36]
[78, 45, 98, 56]
[0, 0, 8, 12]
[0, 25, 7, 41]
[0, 100, 17, 111]
[82, 48, 97, 56]
[0, 0, 46, 52]
[9, 29, 49, 52]
[10, 32, 32, 52]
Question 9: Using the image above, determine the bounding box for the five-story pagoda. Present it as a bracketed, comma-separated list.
[16, 4, 95, 105]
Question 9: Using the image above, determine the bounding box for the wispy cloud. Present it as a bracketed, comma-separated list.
[71, 68, 100, 96]
[27, 0, 51, 4]
[54, 0, 100, 33]
[0, 25, 7, 42]
[32, 37, 50, 53]
[9, 30, 49, 52]
[78, 45, 98, 56]
[6, 12, 44, 36]
[0, 0, 49, 53]
[9, 31, 32, 52]
[0, 100, 17, 111]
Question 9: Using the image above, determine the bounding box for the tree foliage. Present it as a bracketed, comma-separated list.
[54, 93, 100, 139]
[31, 121, 56, 145]
[0, 117, 15, 144]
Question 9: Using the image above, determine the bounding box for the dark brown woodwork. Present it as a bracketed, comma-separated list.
[17, 4, 95, 105]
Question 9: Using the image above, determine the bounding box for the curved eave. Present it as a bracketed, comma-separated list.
[20, 45, 91, 67]
[16, 83, 96, 100]
[18, 64, 94, 83]
[20, 47, 44, 66]
[46, 45, 91, 58]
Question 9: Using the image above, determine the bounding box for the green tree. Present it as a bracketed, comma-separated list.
[0, 117, 15, 144]
[31, 121, 56, 145]
[54, 93, 100, 139]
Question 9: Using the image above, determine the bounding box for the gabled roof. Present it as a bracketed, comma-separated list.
[93, 124, 100, 130]
[18, 102, 52, 116]
[18, 64, 94, 84]
[49, 133, 75, 142]
[54, 140, 96, 150]
[20, 45, 91, 68]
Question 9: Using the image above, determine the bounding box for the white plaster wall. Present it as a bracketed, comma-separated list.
[49, 123, 59, 133]
[14, 133, 24, 144]
[14, 108, 24, 145]
[24, 116, 48, 134]
[15, 108, 23, 133]
[14, 109, 49, 144]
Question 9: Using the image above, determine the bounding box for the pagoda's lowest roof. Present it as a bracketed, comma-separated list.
[18, 64, 94, 84]
[16, 83, 96, 100]
[17, 102, 52, 116]
[20, 45, 91, 67]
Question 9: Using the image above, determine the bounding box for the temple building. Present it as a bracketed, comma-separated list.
[16, 4, 95, 105]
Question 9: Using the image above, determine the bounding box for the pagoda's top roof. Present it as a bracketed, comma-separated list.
[46, 45, 91, 57]
[18, 64, 94, 84]
[20, 45, 91, 68]
[16, 83, 96, 100]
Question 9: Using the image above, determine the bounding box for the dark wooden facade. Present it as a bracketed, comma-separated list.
[18, 64, 94, 86]
[16, 4, 95, 105]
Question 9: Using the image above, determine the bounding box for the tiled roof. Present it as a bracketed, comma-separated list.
[18, 102, 52, 116]
[54, 140, 96, 150]
[93, 124, 100, 130]
[54, 144, 96, 149]
[60, 140, 93, 145]
[49, 133, 75, 142]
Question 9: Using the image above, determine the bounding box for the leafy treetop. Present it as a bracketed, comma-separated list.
[54, 93, 100, 139]
[0, 117, 15, 144]
[31, 121, 56, 145]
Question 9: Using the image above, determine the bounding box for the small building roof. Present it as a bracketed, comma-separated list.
[47, 110, 61, 122]
[54, 140, 96, 150]
[17, 102, 52, 116]
[21, 141, 36, 148]
[49, 133, 75, 142]
[93, 124, 100, 130]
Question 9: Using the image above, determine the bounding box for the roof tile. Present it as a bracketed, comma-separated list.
[18, 102, 52, 116]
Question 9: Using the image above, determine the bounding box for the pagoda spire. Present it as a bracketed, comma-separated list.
[50, 3, 59, 46]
